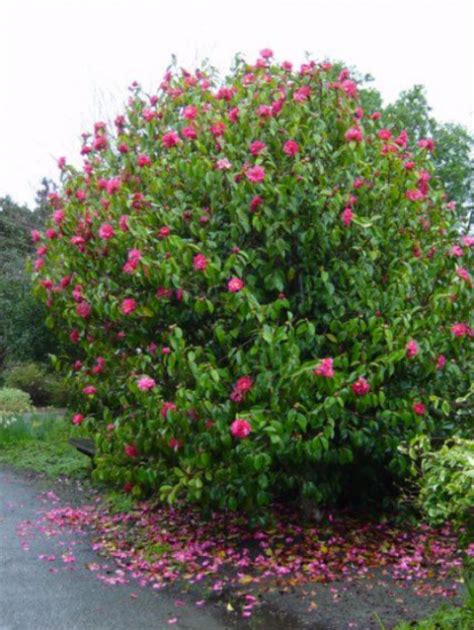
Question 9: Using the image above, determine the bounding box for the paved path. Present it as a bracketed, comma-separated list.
[0, 467, 231, 630]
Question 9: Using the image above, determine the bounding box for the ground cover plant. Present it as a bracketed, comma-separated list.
[0, 411, 89, 478]
[33, 50, 473, 515]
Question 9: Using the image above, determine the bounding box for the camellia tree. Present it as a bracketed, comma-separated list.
[33, 51, 473, 514]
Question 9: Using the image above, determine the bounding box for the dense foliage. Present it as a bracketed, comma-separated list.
[417, 437, 474, 531]
[0, 388, 33, 415]
[0, 182, 58, 370]
[3, 362, 70, 407]
[33, 52, 473, 512]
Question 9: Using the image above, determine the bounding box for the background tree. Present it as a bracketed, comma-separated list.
[0, 185, 58, 370]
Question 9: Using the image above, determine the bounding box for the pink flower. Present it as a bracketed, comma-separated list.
[82, 386, 97, 396]
[98, 223, 115, 240]
[230, 418, 252, 438]
[193, 254, 208, 271]
[216, 158, 232, 170]
[53, 209, 65, 225]
[72, 414, 84, 425]
[456, 267, 470, 282]
[121, 298, 137, 315]
[70, 329, 80, 343]
[341, 208, 353, 226]
[283, 139, 299, 156]
[450, 245, 463, 257]
[162, 131, 180, 148]
[250, 140, 266, 156]
[260, 48, 273, 59]
[461, 235, 474, 247]
[92, 357, 105, 374]
[436, 355, 446, 370]
[406, 339, 419, 359]
[378, 129, 392, 141]
[76, 302, 91, 319]
[31, 230, 42, 242]
[137, 154, 151, 167]
[124, 443, 139, 458]
[313, 358, 334, 379]
[417, 138, 435, 152]
[235, 376, 253, 392]
[352, 377, 370, 397]
[412, 401, 426, 416]
[246, 165, 265, 183]
[182, 125, 197, 140]
[250, 195, 263, 211]
[182, 105, 197, 120]
[106, 177, 121, 195]
[137, 376, 156, 391]
[159, 226, 170, 239]
[345, 127, 363, 143]
[161, 402, 177, 419]
[451, 323, 472, 338]
[168, 437, 183, 452]
[228, 277, 244, 293]
[293, 86, 311, 102]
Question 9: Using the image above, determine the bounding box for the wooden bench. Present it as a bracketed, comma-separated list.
[69, 438, 96, 461]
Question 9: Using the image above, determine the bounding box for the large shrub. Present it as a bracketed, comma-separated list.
[33, 52, 473, 512]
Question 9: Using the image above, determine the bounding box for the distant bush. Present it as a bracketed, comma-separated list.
[418, 437, 474, 531]
[3, 362, 70, 407]
[0, 387, 33, 414]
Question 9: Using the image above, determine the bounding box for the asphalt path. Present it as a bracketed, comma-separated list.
[0, 467, 232, 630]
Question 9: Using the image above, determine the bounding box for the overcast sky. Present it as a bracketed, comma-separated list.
[1, 0, 473, 208]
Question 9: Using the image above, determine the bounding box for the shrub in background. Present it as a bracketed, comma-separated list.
[0, 388, 33, 415]
[33, 51, 473, 513]
[418, 437, 474, 533]
[3, 362, 70, 407]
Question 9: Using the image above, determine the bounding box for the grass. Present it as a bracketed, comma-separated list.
[0, 411, 90, 478]
[389, 571, 474, 630]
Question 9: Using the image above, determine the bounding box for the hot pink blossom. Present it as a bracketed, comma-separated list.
[246, 165, 265, 183]
[352, 377, 370, 397]
[412, 401, 426, 416]
[230, 418, 252, 438]
[436, 355, 446, 370]
[228, 277, 244, 293]
[31, 230, 41, 242]
[124, 443, 139, 458]
[216, 158, 232, 170]
[456, 267, 470, 282]
[341, 208, 353, 226]
[161, 402, 177, 419]
[82, 386, 97, 396]
[283, 139, 299, 156]
[98, 223, 115, 240]
[76, 302, 91, 319]
[182, 105, 197, 120]
[345, 127, 363, 143]
[250, 195, 263, 211]
[137, 376, 156, 391]
[121, 298, 137, 315]
[417, 138, 435, 152]
[406, 339, 419, 359]
[162, 131, 180, 148]
[137, 154, 151, 167]
[53, 209, 65, 225]
[313, 358, 334, 379]
[461, 235, 474, 247]
[260, 48, 273, 59]
[293, 86, 311, 102]
[450, 245, 463, 257]
[193, 254, 208, 271]
[250, 140, 266, 156]
[72, 414, 84, 425]
[451, 323, 472, 337]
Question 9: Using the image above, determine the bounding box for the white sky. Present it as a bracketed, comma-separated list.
[1, 0, 473, 208]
